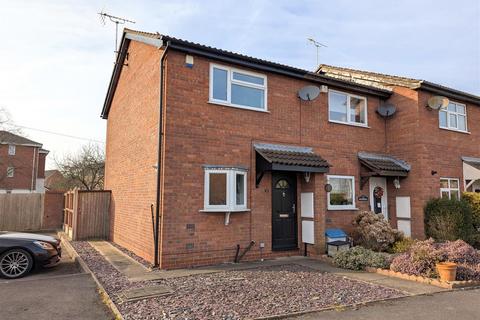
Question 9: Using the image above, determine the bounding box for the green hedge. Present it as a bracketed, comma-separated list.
[462, 192, 480, 247]
[424, 198, 476, 244]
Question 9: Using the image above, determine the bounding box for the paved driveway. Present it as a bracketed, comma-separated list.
[0, 249, 112, 320]
[290, 288, 480, 320]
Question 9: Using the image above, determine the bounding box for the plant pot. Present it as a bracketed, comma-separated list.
[436, 262, 457, 282]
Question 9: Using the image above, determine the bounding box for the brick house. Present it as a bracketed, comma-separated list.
[102, 28, 480, 269]
[0, 131, 48, 193]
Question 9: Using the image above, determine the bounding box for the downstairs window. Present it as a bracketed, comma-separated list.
[440, 178, 460, 200]
[204, 167, 247, 211]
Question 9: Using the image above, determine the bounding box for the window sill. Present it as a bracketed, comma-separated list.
[439, 127, 470, 134]
[328, 120, 370, 128]
[199, 209, 251, 213]
[208, 100, 270, 113]
[327, 207, 359, 211]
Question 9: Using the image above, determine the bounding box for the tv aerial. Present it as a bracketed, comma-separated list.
[99, 10, 136, 53]
[307, 38, 327, 67]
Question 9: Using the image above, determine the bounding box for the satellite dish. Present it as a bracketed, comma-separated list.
[377, 103, 397, 118]
[427, 96, 449, 110]
[298, 85, 321, 101]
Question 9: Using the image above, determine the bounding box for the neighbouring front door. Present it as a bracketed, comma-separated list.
[369, 177, 388, 219]
[272, 172, 297, 251]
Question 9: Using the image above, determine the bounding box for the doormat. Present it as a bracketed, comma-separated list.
[118, 285, 174, 302]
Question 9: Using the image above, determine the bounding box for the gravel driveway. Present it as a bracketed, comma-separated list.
[72, 242, 404, 320]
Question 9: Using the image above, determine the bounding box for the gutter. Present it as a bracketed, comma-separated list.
[420, 81, 480, 105]
[154, 40, 169, 268]
[165, 41, 392, 99]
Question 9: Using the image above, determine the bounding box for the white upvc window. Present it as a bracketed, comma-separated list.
[327, 175, 356, 210]
[328, 89, 368, 126]
[6, 167, 14, 178]
[440, 178, 460, 200]
[203, 167, 247, 212]
[439, 101, 467, 132]
[209, 64, 267, 112]
[8, 145, 15, 156]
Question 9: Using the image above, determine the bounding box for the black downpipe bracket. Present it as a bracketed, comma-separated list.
[154, 41, 169, 268]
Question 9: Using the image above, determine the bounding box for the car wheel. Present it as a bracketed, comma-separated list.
[0, 249, 33, 279]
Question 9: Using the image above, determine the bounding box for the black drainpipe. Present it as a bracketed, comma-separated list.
[154, 41, 170, 268]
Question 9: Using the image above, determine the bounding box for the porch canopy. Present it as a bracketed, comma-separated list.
[255, 143, 330, 187]
[358, 151, 411, 188]
[462, 156, 480, 190]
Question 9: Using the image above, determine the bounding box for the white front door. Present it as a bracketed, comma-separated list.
[369, 177, 388, 219]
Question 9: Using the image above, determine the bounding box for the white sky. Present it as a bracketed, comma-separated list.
[0, 0, 479, 169]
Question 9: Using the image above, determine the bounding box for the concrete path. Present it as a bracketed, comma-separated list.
[289, 288, 480, 320]
[89, 241, 445, 296]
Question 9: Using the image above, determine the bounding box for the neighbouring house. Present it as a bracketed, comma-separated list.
[101, 28, 480, 269]
[44, 169, 67, 191]
[0, 131, 49, 193]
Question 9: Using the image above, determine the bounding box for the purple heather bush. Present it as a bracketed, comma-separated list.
[390, 238, 444, 277]
[390, 239, 480, 280]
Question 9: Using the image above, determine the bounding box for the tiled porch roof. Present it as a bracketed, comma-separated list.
[462, 156, 480, 170]
[358, 151, 410, 176]
[255, 143, 330, 169]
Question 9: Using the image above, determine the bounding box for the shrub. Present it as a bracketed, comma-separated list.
[352, 211, 403, 252]
[390, 238, 444, 277]
[456, 264, 480, 281]
[462, 192, 480, 228]
[333, 246, 392, 271]
[462, 192, 480, 247]
[424, 198, 476, 244]
[391, 237, 416, 254]
[439, 240, 480, 264]
[390, 239, 480, 280]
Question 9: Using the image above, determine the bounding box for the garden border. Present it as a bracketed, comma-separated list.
[366, 267, 480, 289]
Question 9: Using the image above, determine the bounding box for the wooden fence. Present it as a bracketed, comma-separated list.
[63, 189, 111, 240]
[0, 193, 44, 231]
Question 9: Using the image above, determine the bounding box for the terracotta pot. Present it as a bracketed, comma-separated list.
[436, 262, 457, 282]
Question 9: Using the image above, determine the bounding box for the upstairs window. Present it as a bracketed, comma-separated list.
[210, 64, 267, 111]
[439, 101, 467, 132]
[328, 90, 367, 126]
[6, 167, 14, 178]
[204, 167, 247, 211]
[440, 178, 460, 200]
[8, 145, 15, 156]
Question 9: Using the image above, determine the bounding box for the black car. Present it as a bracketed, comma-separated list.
[0, 232, 61, 279]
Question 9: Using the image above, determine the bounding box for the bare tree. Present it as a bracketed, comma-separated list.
[0, 107, 22, 135]
[56, 144, 105, 191]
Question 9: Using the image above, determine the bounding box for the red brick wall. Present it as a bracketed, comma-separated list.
[0, 145, 36, 191]
[43, 191, 64, 230]
[106, 41, 480, 269]
[37, 153, 46, 179]
[159, 50, 389, 268]
[104, 40, 161, 262]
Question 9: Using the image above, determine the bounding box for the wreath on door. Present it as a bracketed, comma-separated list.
[373, 186, 384, 199]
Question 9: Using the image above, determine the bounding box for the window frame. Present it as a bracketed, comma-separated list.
[440, 177, 460, 200]
[328, 89, 368, 127]
[8, 145, 15, 156]
[209, 63, 268, 112]
[203, 167, 248, 212]
[439, 101, 468, 133]
[6, 167, 14, 178]
[327, 175, 356, 210]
